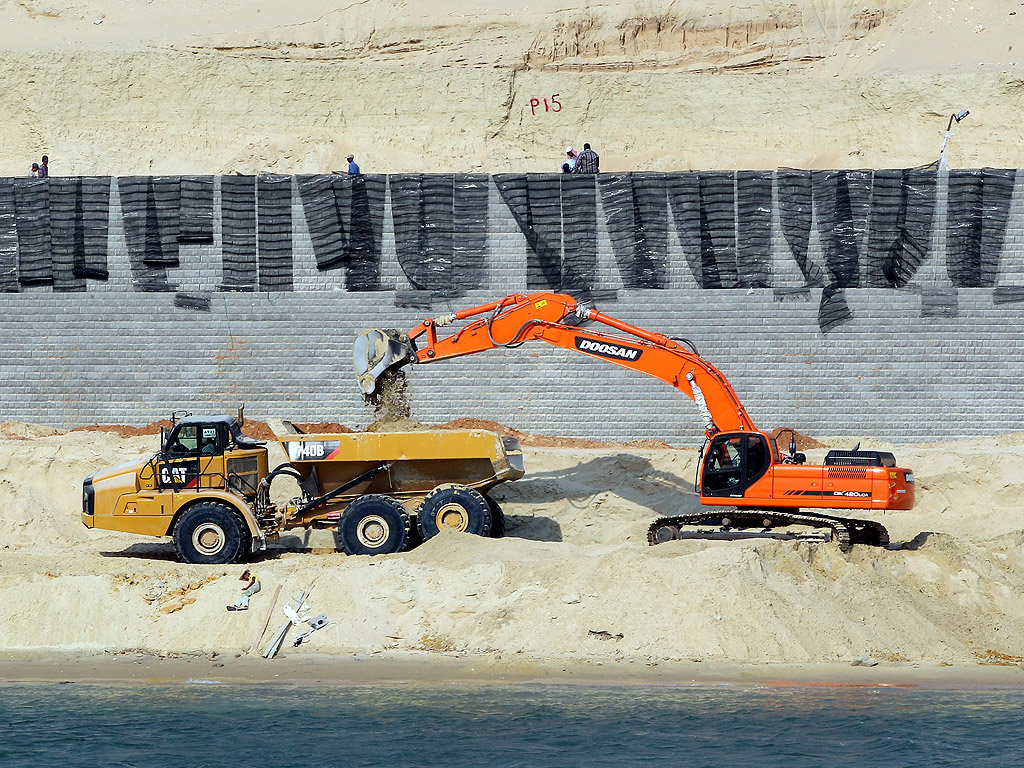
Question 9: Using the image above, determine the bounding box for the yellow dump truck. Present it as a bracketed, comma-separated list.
[81, 414, 524, 563]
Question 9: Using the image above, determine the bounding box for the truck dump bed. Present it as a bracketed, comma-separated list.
[278, 430, 525, 505]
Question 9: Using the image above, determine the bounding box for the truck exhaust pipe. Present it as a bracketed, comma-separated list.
[353, 329, 418, 398]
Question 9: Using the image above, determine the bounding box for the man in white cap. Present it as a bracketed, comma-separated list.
[561, 146, 577, 174]
[347, 154, 360, 174]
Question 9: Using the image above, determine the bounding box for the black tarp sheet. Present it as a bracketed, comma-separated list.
[179, 176, 214, 243]
[257, 176, 293, 291]
[48, 178, 86, 291]
[219, 175, 257, 291]
[776, 170, 824, 287]
[389, 174, 461, 295]
[147, 177, 180, 265]
[698, 172, 739, 288]
[345, 174, 386, 291]
[561, 174, 597, 294]
[524, 174, 563, 290]
[666, 173, 706, 286]
[452, 174, 489, 291]
[736, 171, 772, 288]
[298, 175, 347, 270]
[117, 177, 173, 291]
[174, 292, 212, 312]
[75, 177, 110, 280]
[14, 178, 52, 285]
[631, 173, 669, 289]
[599, 174, 668, 290]
[390, 174, 429, 289]
[947, 168, 1016, 288]
[494, 174, 562, 290]
[421, 174, 455, 293]
[0, 181, 20, 291]
[810, 170, 870, 332]
[297, 173, 385, 289]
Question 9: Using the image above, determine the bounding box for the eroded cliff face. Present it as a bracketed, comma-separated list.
[0, 0, 1019, 174]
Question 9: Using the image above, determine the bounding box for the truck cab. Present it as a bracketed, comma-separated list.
[141, 415, 268, 498]
[82, 415, 269, 549]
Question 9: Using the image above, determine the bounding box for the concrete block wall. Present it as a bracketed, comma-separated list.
[1, 171, 1023, 445]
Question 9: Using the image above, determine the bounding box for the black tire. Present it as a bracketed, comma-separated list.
[339, 495, 410, 556]
[172, 502, 247, 565]
[417, 485, 491, 541]
[485, 495, 506, 538]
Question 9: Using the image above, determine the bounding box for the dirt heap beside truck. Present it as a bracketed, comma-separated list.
[81, 414, 524, 563]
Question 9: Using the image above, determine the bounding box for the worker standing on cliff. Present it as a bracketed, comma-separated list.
[347, 154, 360, 174]
[227, 569, 260, 611]
[572, 143, 599, 174]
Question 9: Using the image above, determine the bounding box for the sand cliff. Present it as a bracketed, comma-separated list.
[1, 0, 1020, 174]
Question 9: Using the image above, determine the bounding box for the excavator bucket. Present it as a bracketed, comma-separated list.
[353, 329, 418, 397]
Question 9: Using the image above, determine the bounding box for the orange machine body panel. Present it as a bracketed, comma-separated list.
[697, 429, 915, 511]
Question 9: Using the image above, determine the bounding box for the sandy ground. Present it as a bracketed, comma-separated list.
[1, 0, 1022, 174]
[2, 421, 1024, 684]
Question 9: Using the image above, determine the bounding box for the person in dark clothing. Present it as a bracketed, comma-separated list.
[38, 156, 49, 178]
[572, 143, 599, 174]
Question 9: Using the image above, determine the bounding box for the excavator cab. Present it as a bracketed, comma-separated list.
[700, 432, 771, 497]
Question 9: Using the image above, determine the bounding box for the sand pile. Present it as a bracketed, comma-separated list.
[1, 425, 1024, 668]
[0, 426, 152, 554]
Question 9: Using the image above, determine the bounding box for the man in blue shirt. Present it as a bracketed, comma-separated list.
[347, 154, 360, 174]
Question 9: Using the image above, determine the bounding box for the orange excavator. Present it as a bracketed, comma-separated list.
[354, 292, 915, 548]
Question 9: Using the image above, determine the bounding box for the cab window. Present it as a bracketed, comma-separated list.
[703, 433, 771, 496]
[199, 426, 224, 456]
[166, 426, 198, 457]
[708, 437, 743, 472]
[746, 435, 767, 478]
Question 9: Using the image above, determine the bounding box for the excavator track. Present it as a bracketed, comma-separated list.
[647, 509, 889, 551]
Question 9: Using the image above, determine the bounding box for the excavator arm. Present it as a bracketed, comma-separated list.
[355, 292, 758, 438]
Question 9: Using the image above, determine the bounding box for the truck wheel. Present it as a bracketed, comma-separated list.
[339, 495, 410, 556]
[418, 485, 491, 541]
[172, 502, 247, 565]
[485, 495, 506, 538]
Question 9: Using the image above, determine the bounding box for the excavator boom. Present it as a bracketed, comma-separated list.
[355, 292, 757, 438]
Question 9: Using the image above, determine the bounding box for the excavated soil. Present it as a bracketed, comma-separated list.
[2, 423, 1024, 671]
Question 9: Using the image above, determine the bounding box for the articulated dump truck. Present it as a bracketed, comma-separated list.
[82, 414, 524, 564]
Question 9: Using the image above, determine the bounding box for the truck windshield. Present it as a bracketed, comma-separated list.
[166, 426, 198, 457]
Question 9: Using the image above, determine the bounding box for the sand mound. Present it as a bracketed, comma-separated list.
[0, 422, 65, 440]
[0, 430, 154, 554]
[2, 427, 1024, 664]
